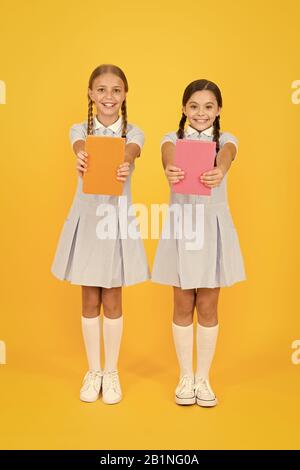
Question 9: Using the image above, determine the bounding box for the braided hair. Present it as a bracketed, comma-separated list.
[87, 64, 129, 137]
[120, 99, 128, 138]
[176, 79, 223, 164]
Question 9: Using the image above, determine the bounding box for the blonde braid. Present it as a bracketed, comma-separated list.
[87, 97, 94, 135]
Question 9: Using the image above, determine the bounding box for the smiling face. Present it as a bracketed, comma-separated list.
[183, 89, 221, 132]
[88, 72, 126, 120]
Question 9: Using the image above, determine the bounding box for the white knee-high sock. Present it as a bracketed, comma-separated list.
[103, 315, 123, 373]
[81, 315, 101, 372]
[172, 322, 194, 377]
[196, 323, 219, 381]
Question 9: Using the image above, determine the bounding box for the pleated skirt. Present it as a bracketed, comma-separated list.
[151, 190, 246, 289]
[51, 183, 150, 288]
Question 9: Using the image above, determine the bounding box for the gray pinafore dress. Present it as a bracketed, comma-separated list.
[51, 115, 150, 288]
[151, 125, 246, 289]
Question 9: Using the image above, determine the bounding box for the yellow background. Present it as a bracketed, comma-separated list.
[1, 0, 299, 450]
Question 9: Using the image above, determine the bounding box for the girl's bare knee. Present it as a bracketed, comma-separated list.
[81, 286, 101, 317]
[102, 288, 122, 318]
[173, 288, 196, 325]
[196, 289, 219, 326]
[196, 299, 218, 325]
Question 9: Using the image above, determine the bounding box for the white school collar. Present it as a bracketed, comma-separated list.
[185, 124, 214, 137]
[94, 114, 123, 133]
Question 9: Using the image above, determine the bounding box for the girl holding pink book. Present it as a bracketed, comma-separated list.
[151, 79, 246, 407]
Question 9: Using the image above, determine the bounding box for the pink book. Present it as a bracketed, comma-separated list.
[172, 139, 216, 195]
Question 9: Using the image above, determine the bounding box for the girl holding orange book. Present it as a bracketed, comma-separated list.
[51, 64, 149, 404]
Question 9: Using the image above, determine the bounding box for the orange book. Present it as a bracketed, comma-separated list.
[83, 135, 125, 195]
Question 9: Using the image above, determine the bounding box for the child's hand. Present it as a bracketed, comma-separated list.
[200, 167, 224, 188]
[76, 150, 88, 178]
[165, 164, 185, 184]
[117, 162, 130, 182]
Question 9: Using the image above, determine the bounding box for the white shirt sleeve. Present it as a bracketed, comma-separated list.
[160, 131, 177, 150]
[219, 132, 238, 159]
[126, 125, 145, 151]
[69, 122, 87, 146]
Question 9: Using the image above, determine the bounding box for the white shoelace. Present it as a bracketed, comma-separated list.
[194, 378, 214, 399]
[177, 375, 194, 396]
[103, 371, 120, 393]
[82, 370, 102, 392]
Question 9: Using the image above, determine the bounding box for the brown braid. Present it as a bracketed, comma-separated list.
[177, 113, 187, 139]
[121, 99, 127, 138]
[213, 114, 221, 166]
[87, 64, 129, 137]
[176, 80, 223, 154]
[87, 97, 94, 135]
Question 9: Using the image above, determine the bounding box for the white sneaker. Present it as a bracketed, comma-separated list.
[80, 370, 103, 403]
[194, 377, 218, 407]
[175, 375, 196, 405]
[102, 370, 122, 405]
